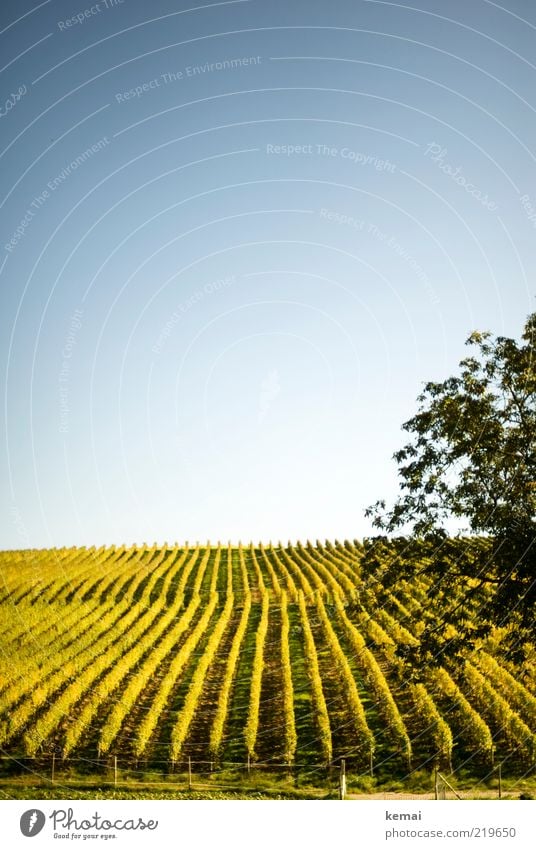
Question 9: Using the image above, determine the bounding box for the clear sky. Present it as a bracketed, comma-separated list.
[1, 0, 534, 549]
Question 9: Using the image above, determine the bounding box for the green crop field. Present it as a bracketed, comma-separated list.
[0, 541, 534, 797]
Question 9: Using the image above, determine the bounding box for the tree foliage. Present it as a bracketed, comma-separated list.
[367, 312, 536, 646]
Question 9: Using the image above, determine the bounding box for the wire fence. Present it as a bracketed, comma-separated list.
[0, 755, 531, 800]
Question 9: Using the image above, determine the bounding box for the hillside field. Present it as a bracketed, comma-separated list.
[0, 542, 534, 796]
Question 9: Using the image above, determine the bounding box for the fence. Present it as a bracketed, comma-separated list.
[0, 756, 524, 800]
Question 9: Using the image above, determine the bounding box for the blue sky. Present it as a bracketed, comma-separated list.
[1, 0, 534, 548]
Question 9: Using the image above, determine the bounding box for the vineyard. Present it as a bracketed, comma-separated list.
[0, 541, 534, 788]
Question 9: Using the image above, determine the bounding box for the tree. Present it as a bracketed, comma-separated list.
[366, 312, 536, 653]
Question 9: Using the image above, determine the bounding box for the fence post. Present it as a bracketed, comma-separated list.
[498, 763, 502, 800]
[434, 767, 438, 800]
[188, 757, 192, 790]
[51, 753, 55, 785]
[339, 759, 346, 800]
[436, 771, 461, 800]
[114, 756, 117, 788]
